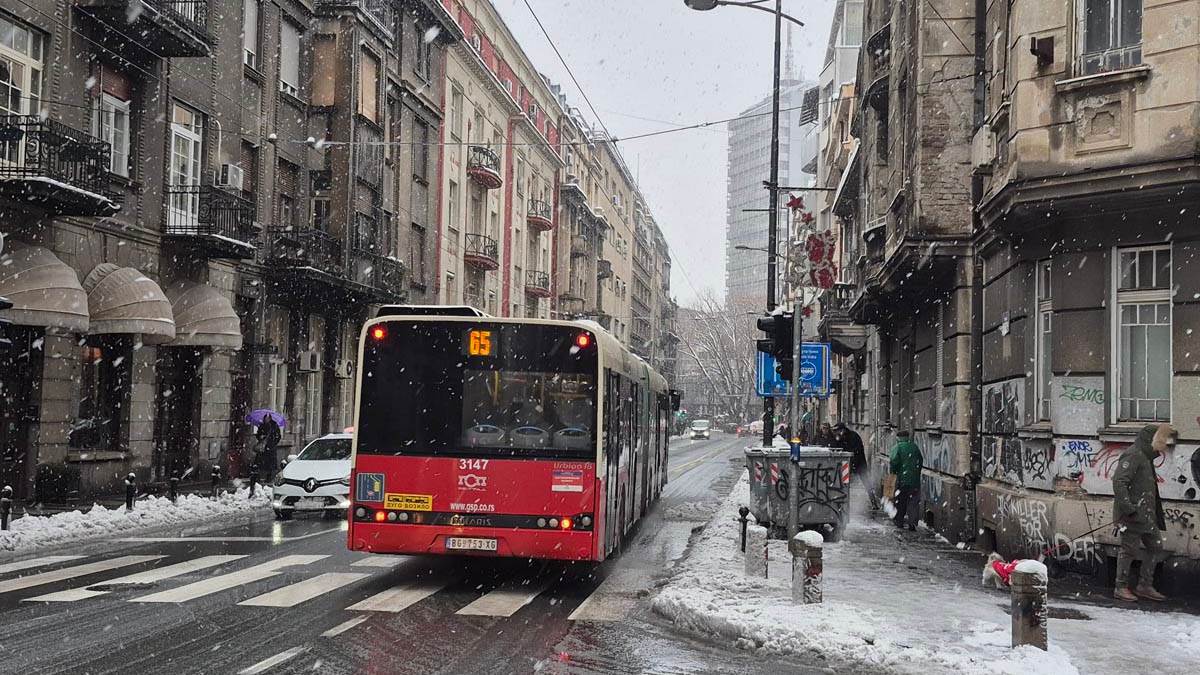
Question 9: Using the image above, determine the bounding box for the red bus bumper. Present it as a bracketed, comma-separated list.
[348, 523, 597, 562]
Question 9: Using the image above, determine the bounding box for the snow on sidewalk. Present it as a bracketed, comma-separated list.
[652, 473, 1199, 675]
[0, 488, 271, 554]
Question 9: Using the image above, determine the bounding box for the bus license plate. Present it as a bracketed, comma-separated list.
[445, 537, 497, 552]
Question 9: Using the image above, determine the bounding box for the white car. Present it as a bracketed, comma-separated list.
[271, 433, 352, 519]
[690, 420, 711, 440]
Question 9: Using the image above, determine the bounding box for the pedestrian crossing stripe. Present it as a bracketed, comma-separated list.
[27, 555, 247, 602]
[132, 555, 327, 604]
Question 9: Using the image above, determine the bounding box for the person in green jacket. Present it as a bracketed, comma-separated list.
[889, 430, 923, 530]
[1111, 423, 1173, 602]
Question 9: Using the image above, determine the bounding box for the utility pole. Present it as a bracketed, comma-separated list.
[762, 0, 783, 449]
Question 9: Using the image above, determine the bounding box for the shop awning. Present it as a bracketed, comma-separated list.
[0, 243, 89, 332]
[166, 281, 243, 349]
[82, 263, 175, 343]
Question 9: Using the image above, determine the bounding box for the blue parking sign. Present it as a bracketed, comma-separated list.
[797, 343, 831, 398]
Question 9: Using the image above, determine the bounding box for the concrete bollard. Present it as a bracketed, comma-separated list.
[790, 531, 824, 604]
[737, 506, 750, 552]
[211, 465, 221, 499]
[744, 524, 768, 578]
[0, 485, 12, 531]
[124, 472, 136, 511]
[1010, 565, 1048, 651]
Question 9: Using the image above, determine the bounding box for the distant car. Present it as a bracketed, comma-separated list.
[272, 432, 352, 520]
[690, 420, 712, 440]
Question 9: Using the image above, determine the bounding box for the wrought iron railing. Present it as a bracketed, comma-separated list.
[149, 0, 210, 33]
[525, 270, 550, 292]
[165, 184, 253, 242]
[527, 199, 553, 222]
[352, 210, 384, 253]
[0, 115, 111, 197]
[352, 251, 404, 296]
[270, 227, 343, 274]
[464, 233, 499, 263]
[467, 146, 501, 176]
[1079, 43, 1141, 76]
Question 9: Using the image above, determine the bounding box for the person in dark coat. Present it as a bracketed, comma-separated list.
[833, 422, 867, 475]
[1112, 423, 1173, 602]
[813, 422, 835, 447]
[889, 430, 923, 530]
[255, 417, 282, 477]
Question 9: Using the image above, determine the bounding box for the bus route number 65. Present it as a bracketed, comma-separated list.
[467, 329, 493, 357]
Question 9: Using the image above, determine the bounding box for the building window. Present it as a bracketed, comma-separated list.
[306, 371, 323, 438]
[168, 103, 203, 225]
[1035, 260, 1052, 421]
[311, 35, 336, 107]
[267, 358, 287, 414]
[93, 93, 130, 177]
[516, 156, 525, 195]
[358, 49, 379, 123]
[279, 20, 301, 97]
[242, 0, 260, 69]
[72, 338, 132, 450]
[0, 14, 43, 121]
[1078, 0, 1142, 75]
[280, 194, 296, 230]
[1115, 246, 1170, 422]
[413, 118, 429, 182]
[841, 1, 864, 47]
[450, 86, 464, 139]
[311, 196, 330, 231]
[410, 223, 427, 284]
[415, 23, 433, 81]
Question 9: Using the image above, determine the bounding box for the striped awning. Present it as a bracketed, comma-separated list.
[166, 281, 243, 349]
[82, 263, 175, 343]
[0, 243, 89, 333]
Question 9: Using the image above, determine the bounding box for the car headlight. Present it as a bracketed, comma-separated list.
[273, 474, 286, 487]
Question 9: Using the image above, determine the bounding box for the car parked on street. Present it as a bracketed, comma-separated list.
[271, 432, 352, 519]
[690, 419, 712, 440]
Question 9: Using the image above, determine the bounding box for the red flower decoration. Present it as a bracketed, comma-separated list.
[786, 194, 805, 211]
[801, 306, 813, 318]
[800, 211, 815, 225]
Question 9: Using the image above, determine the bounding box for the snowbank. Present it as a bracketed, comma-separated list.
[0, 488, 271, 553]
[652, 472, 1200, 674]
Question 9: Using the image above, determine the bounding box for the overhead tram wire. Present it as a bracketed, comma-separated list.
[519, 0, 613, 141]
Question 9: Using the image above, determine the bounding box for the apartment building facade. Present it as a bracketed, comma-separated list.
[0, 0, 459, 499]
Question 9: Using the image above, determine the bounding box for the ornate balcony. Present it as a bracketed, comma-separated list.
[77, 0, 215, 58]
[524, 270, 551, 299]
[0, 115, 118, 216]
[526, 199, 553, 232]
[819, 283, 868, 354]
[266, 227, 345, 298]
[467, 146, 502, 189]
[463, 233, 499, 271]
[351, 252, 405, 303]
[164, 184, 256, 258]
[558, 293, 585, 316]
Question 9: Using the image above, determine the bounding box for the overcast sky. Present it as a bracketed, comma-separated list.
[491, 0, 837, 307]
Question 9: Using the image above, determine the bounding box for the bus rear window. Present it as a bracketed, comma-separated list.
[357, 321, 598, 459]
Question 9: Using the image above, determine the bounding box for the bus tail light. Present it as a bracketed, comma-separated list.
[374, 511, 387, 522]
[575, 332, 592, 349]
[371, 326, 386, 340]
[559, 517, 573, 530]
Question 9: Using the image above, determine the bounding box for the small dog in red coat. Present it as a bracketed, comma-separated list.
[982, 552, 1027, 589]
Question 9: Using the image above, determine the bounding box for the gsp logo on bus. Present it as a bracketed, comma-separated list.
[385, 493, 433, 511]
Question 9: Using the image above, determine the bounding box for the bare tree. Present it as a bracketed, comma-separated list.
[675, 292, 758, 421]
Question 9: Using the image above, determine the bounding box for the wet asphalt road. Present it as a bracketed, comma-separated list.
[0, 434, 825, 675]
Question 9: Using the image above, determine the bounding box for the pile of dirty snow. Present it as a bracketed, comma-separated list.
[0, 488, 271, 553]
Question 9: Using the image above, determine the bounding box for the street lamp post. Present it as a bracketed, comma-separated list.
[687, 0, 801, 448]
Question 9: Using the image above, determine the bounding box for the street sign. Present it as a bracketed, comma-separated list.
[755, 351, 790, 398]
[797, 342, 831, 398]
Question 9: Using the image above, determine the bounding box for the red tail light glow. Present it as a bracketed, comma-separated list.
[374, 511, 387, 522]
[575, 333, 591, 349]
[371, 326, 386, 340]
[560, 517, 573, 530]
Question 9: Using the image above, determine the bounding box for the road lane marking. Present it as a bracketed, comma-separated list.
[132, 555, 327, 603]
[117, 528, 341, 543]
[321, 616, 369, 637]
[0, 556, 163, 595]
[455, 579, 550, 617]
[238, 572, 371, 608]
[351, 555, 408, 568]
[347, 578, 450, 613]
[0, 556, 86, 576]
[26, 555, 247, 602]
[669, 442, 736, 480]
[238, 646, 309, 675]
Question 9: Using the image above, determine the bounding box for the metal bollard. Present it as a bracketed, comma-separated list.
[211, 465, 221, 499]
[738, 506, 750, 552]
[744, 524, 768, 578]
[787, 459, 800, 539]
[168, 471, 179, 503]
[1010, 568, 1048, 651]
[790, 533, 824, 604]
[124, 472, 136, 511]
[248, 468, 258, 499]
[1, 485, 12, 531]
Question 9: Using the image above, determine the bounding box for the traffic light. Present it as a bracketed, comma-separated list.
[0, 294, 12, 352]
[756, 312, 794, 381]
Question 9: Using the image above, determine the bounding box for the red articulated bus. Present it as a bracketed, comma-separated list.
[347, 314, 675, 562]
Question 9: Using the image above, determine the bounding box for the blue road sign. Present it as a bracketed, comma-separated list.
[755, 351, 790, 398]
[797, 342, 831, 398]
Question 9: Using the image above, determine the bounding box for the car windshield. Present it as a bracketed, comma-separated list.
[692, 421, 710, 429]
[296, 438, 352, 461]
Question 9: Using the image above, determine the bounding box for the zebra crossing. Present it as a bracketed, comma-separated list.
[0, 551, 635, 622]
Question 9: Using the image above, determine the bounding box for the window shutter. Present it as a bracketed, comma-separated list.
[312, 35, 336, 107]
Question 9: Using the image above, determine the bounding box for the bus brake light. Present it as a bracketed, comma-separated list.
[559, 517, 573, 530]
[371, 326, 386, 340]
[575, 333, 591, 349]
[374, 511, 387, 522]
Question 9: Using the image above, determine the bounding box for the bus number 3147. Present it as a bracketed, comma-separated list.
[459, 459, 489, 471]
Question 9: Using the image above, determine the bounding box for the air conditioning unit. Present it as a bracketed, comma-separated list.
[297, 350, 321, 373]
[334, 359, 355, 379]
[217, 163, 245, 191]
[971, 124, 995, 170]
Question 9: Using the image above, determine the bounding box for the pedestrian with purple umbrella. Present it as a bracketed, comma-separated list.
[246, 409, 285, 478]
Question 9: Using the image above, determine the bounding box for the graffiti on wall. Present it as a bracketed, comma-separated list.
[1054, 440, 1200, 502]
[921, 472, 946, 510]
[1052, 377, 1105, 436]
[995, 492, 1051, 558]
[920, 432, 954, 473]
[983, 379, 1024, 435]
